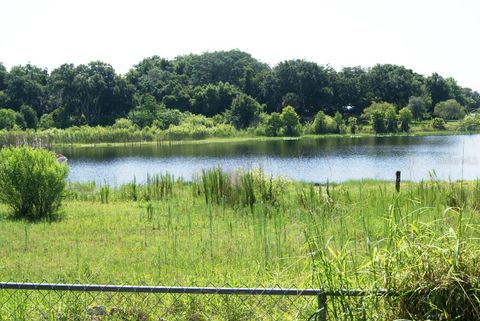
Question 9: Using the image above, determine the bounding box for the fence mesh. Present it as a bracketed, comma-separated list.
[0, 282, 324, 321]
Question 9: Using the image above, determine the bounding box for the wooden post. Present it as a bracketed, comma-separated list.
[395, 171, 401, 192]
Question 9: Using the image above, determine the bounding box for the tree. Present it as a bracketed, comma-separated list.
[4, 64, 48, 114]
[368, 64, 423, 107]
[333, 67, 373, 115]
[0, 108, 17, 129]
[280, 106, 301, 136]
[128, 94, 159, 127]
[371, 110, 387, 134]
[265, 60, 334, 117]
[385, 107, 398, 132]
[347, 117, 358, 134]
[264, 112, 283, 136]
[313, 111, 337, 134]
[426, 73, 453, 110]
[398, 107, 413, 132]
[190, 82, 240, 116]
[362, 102, 397, 132]
[227, 94, 263, 129]
[334, 111, 345, 133]
[20, 105, 38, 129]
[433, 99, 466, 120]
[154, 107, 184, 130]
[0, 63, 7, 91]
[49, 62, 134, 127]
[407, 96, 427, 120]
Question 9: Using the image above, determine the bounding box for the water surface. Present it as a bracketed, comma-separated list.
[58, 135, 480, 185]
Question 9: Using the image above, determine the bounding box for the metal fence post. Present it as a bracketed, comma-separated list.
[317, 293, 327, 321]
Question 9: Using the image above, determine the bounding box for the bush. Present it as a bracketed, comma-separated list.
[280, 106, 301, 136]
[460, 114, 480, 131]
[433, 99, 466, 120]
[431, 117, 446, 130]
[313, 111, 337, 134]
[0, 147, 69, 221]
[398, 107, 413, 132]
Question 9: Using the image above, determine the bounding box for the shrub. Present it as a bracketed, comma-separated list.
[347, 117, 357, 134]
[433, 99, 466, 120]
[264, 112, 283, 137]
[431, 117, 446, 130]
[0, 147, 69, 221]
[0, 108, 17, 130]
[460, 114, 480, 131]
[371, 110, 387, 133]
[313, 111, 337, 134]
[398, 107, 413, 132]
[280, 106, 301, 136]
[363, 102, 397, 133]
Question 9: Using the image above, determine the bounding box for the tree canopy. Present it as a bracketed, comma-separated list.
[0, 50, 478, 129]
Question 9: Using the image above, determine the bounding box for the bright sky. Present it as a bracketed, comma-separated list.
[1, 0, 479, 91]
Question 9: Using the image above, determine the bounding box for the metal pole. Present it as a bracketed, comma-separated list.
[317, 293, 327, 321]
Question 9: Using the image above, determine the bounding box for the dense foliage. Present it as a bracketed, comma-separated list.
[0, 147, 69, 221]
[1, 50, 479, 137]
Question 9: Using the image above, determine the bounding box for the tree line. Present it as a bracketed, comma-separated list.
[0, 49, 479, 132]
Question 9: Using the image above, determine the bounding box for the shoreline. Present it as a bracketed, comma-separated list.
[50, 129, 478, 148]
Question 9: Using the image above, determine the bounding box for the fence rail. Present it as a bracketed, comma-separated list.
[0, 282, 396, 321]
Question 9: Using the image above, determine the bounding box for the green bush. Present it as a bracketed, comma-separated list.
[431, 117, 447, 130]
[0, 147, 69, 221]
[433, 99, 466, 120]
[460, 114, 480, 131]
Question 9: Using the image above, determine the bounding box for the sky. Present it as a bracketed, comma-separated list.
[1, 0, 479, 91]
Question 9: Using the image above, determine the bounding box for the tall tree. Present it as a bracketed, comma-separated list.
[4, 64, 49, 114]
[49, 62, 134, 127]
[264, 60, 334, 117]
[368, 64, 423, 107]
[426, 73, 453, 110]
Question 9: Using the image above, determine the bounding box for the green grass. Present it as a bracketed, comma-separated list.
[0, 120, 476, 148]
[1, 170, 479, 320]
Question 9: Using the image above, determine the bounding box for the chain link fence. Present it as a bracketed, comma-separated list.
[0, 282, 394, 321]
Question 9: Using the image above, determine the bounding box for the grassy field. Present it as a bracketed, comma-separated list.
[1, 169, 479, 319]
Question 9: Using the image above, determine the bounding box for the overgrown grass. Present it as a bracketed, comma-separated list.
[0, 169, 479, 320]
[0, 120, 472, 148]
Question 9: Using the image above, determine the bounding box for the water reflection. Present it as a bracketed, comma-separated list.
[58, 135, 480, 185]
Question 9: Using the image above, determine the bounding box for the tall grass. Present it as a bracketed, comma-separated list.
[0, 170, 480, 319]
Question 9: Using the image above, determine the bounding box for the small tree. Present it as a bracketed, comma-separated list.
[334, 111, 345, 133]
[371, 110, 387, 133]
[398, 107, 413, 132]
[313, 111, 328, 134]
[347, 117, 358, 134]
[227, 94, 263, 129]
[407, 96, 427, 120]
[20, 105, 38, 129]
[385, 107, 398, 132]
[280, 106, 301, 136]
[433, 99, 466, 120]
[0, 147, 69, 221]
[264, 112, 283, 137]
[0, 108, 17, 129]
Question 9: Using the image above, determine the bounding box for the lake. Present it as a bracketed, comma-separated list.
[58, 134, 480, 185]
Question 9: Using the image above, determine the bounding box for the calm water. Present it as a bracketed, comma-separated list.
[58, 135, 480, 185]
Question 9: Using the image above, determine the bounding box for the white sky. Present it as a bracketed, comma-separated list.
[1, 0, 479, 91]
